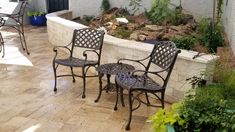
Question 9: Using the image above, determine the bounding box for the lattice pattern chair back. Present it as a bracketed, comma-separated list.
[72, 28, 105, 50]
[18, 1, 28, 17]
[147, 41, 179, 71]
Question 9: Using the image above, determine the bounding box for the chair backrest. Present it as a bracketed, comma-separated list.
[18, 1, 28, 17]
[72, 28, 105, 50]
[147, 41, 181, 87]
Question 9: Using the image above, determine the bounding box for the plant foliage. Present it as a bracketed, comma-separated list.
[149, 103, 185, 132]
[197, 18, 224, 53]
[150, 60, 235, 131]
[101, 0, 111, 11]
[172, 36, 196, 50]
[27, 11, 45, 17]
[147, 0, 174, 24]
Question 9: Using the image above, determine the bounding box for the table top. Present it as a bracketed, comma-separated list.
[96, 63, 135, 75]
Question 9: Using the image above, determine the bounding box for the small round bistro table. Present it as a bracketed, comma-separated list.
[95, 63, 135, 108]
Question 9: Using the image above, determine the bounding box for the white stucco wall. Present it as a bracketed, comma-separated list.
[69, 0, 213, 20]
[223, 0, 235, 54]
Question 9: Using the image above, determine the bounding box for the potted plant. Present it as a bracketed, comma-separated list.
[27, 11, 46, 26]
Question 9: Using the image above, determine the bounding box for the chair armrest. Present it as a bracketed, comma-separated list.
[0, 13, 11, 17]
[131, 69, 166, 83]
[82, 49, 99, 65]
[53, 43, 72, 60]
[117, 56, 150, 70]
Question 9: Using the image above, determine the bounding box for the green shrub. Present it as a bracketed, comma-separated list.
[113, 28, 131, 39]
[197, 18, 224, 53]
[149, 103, 185, 132]
[27, 11, 45, 17]
[150, 85, 235, 131]
[146, 0, 174, 25]
[171, 36, 196, 50]
[115, 8, 131, 18]
[177, 85, 235, 131]
[101, 0, 111, 11]
[83, 15, 94, 23]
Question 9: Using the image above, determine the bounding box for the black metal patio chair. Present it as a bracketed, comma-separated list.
[0, 17, 5, 58]
[0, 1, 29, 55]
[115, 41, 181, 130]
[52, 28, 105, 98]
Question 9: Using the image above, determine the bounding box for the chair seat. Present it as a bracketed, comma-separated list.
[116, 73, 163, 91]
[55, 57, 98, 67]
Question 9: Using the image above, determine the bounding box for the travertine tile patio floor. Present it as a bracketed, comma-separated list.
[0, 26, 170, 132]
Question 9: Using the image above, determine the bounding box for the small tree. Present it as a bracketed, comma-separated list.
[101, 0, 111, 12]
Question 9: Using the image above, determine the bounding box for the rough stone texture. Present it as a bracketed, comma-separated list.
[46, 11, 218, 103]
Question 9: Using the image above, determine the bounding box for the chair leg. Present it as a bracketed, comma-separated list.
[120, 87, 125, 107]
[52, 62, 57, 92]
[145, 92, 150, 106]
[0, 33, 4, 58]
[126, 90, 133, 131]
[114, 79, 119, 111]
[70, 67, 76, 83]
[161, 91, 165, 109]
[18, 27, 25, 51]
[106, 74, 111, 93]
[20, 24, 30, 55]
[95, 72, 103, 103]
[82, 67, 86, 98]
[2, 42, 4, 58]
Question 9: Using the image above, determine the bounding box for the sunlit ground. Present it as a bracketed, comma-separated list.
[0, 31, 33, 67]
[22, 124, 41, 132]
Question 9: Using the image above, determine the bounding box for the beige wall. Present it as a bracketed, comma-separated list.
[223, 0, 235, 54]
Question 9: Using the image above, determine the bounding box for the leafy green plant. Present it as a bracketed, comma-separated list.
[27, 11, 45, 17]
[115, 8, 131, 18]
[149, 103, 185, 132]
[197, 18, 224, 53]
[177, 85, 235, 131]
[113, 28, 131, 39]
[129, 0, 142, 15]
[150, 63, 235, 131]
[146, 0, 174, 25]
[171, 36, 196, 50]
[150, 85, 235, 132]
[197, 18, 210, 45]
[173, 8, 194, 25]
[101, 0, 111, 11]
[83, 15, 95, 23]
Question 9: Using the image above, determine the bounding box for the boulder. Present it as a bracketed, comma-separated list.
[138, 34, 147, 41]
[104, 22, 113, 29]
[130, 31, 139, 40]
[115, 18, 129, 25]
[145, 25, 165, 32]
[128, 13, 151, 26]
[127, 23, 138, 31]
